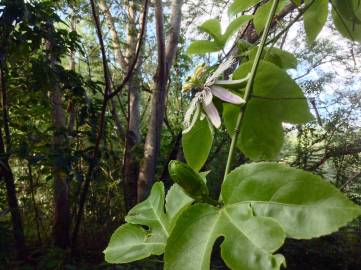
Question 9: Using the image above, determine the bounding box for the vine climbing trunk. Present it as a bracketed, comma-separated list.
[137, 0, 184, 201]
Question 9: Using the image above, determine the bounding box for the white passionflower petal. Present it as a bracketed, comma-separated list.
[202, 100, 221, 128]
[183, 103, 200, 134]
[202, 88, 213, 106]
[210, 85, 245, 104]
[205, 57, 236, 87]
[183, 95, 200, 128]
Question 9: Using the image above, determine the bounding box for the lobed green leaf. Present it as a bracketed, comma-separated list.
[164, 162, 361, 270]
[222, 162, 361, 239]
[165, 204, 286, 270]
[104, 182, 192, 263]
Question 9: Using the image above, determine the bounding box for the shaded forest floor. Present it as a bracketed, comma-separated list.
[2, 222, 360, 270]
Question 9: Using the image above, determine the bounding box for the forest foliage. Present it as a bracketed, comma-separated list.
[0, 0, 360, 269]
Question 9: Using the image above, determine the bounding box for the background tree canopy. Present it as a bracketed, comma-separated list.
[0, 0, 360, 269]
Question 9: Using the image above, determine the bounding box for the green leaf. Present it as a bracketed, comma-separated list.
[165, 204, 286, 270]
[166, 184, 194, 230]
[223, 103, 239, 136]
[105, 182, 194, 264]
[125, 182, 169, 234]
[333, 0, 361, 24]
[232, 61, 313, 160]
[199, 19, 223, 45]
[304, 0, 328, 44]
[164, 162, 361, 269]
[104, 183, 169, 263]
[248, 47, 298, 69]
[223, 15, 253, 43]
[190, 14, 252, 55]
[332, 6, 361, 42]
[229, 0, 262, 15]
[187, 40, 222, 54]
[243, 62, 313, 124]
[222, 162, 361, 239]
[182, 114, 213, 172]
[253, 0, 288, 34]
[104, 224, 165, 264]
[239, 100, 284, 160]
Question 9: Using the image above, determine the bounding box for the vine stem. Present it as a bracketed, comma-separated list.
[222, 0, 280, 184]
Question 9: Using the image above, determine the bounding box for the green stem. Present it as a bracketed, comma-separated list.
[222, 0, 280, 184]
[266, 0, 316, 46]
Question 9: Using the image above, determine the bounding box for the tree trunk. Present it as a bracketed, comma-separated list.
[27, 161, 42, 244]
[97, 0, 127, 141]
[137, 0, 184, 201]
[98, 0, 127, 70]
[45, 26, 71, 249]
[123, 78, 141, 209]
[0, 59, 26, 258]
[0, 130, 26, 257]
[68, 6, 77, 135]
[122, 0, 142, 208]
[160, 132, 182, 189]
[72, 0, 113, 249]
[98, 0, 143, 209]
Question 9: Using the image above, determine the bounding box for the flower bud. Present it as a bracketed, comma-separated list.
[182, 82, 193, 92]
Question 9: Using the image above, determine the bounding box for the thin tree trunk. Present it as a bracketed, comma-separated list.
[98, 0, 127, 70]
[98, 0, 141, 209]
[96, 0, 127, 139]
[137, 0, 184, 201]
[123, 77, 141, 209]
[122, 0, 142, 208]
[0, 129, 25, 257]
[45, 24, 71, 249]
[0, 59, 26, 258]
[71, 0, 113, 249]
[160, 132, 182, 189]
[27, 161, 42, 244]
[110, 96, 126, 140]
[68, 7, 77, 135]
[71, 0, 148, 249]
